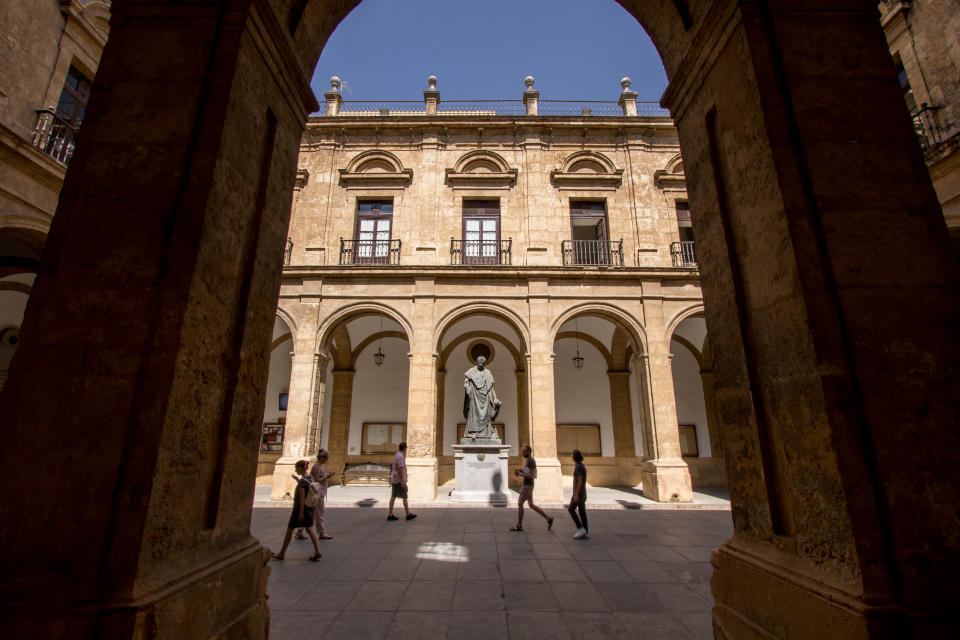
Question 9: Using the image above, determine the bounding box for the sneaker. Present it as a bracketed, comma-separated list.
[405, 513, 418, 521]
[387, 515, 399, 521]
[573, 528, 587, 539]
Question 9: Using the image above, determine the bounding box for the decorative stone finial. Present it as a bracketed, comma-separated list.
[428, 75, 438, 90]
[621, 77, 632, 92]
[525, 76, 535, 89]
[330, 76, 341, 92]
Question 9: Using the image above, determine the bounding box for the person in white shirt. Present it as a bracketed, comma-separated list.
[387, 442, 417, 521]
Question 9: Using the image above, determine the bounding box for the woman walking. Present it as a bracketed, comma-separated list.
[568, 449, 588, 539]
[310, 449, 334, 539]
[272, 460, 322, 561]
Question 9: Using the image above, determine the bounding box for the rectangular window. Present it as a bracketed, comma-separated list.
[556, 424, 602, 456]
[462, 199, 500, 264]
[675, 201, 695, 243]
[892, 53, 918, 114]
[56, 66, 92, 127]
[569, 200, 609, 265]
[355, 199, 393, 262]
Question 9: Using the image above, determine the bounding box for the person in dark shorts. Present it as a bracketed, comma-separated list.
[272, 460, 322, 561]
[388, 442, 417, 521]
[569, 449, 588, 539]
[510, 445, 553, 531]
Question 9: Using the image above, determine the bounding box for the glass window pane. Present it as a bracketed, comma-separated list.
[359, 219, 374, 231]
[465, 219, 480, 231]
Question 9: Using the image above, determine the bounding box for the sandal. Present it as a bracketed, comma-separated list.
[294, 532, 307, 540]
[318, 535, 333, 540]
[547, 517, 554, 531]
[271, 553, 284, 561]
[509, 526, 523, 532]
[308, 553, 322, 562]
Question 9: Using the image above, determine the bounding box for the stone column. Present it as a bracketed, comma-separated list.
[324, 369, 355, 478]
[526, 291, 562, 500]
[324, 76, 342, 116]
[405, 279, 438, 500]
[0, 2, 317, 637]
[270, 339, 321, 499]
[522, 75, 539, 116]
[660, 2, 960, 636]
[699, 363, 723, 459]
[638, 299, 693, 502]
[515, 369, 530, 449]
[608, 369, 638, 484]
[423, 75, 440, 115]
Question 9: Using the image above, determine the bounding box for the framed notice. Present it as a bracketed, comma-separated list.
[556, 424, 602, 456]
[362, 423, 406, 454]
[456, 423, 505, 442]
[678, 424, 699, 457]
[260, 424, 284, 453]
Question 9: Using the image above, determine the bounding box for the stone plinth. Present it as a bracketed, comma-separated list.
[451, 442, 511, 506]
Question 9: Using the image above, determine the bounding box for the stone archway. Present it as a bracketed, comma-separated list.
[1, 1, 958, 638]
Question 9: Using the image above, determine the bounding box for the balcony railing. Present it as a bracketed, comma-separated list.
[32, 109, 78, 165]
[562, 240, 624, 267]
[913, 104, 942, 151]
[450, 238, 512, 265]
[671, 241, 697, 267]
[339, 238, 401, 265]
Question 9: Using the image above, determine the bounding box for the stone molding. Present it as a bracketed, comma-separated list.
[338, 149, 413, 186]
[444, 149, 518, 186]
[550, 150, 623, 187]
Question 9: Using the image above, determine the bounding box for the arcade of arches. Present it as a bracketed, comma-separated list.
[1, 1, 958, 639]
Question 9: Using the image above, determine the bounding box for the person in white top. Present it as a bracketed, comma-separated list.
[387, 442, 417, 521]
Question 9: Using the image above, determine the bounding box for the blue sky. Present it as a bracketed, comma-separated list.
[310, 0, 667, 104]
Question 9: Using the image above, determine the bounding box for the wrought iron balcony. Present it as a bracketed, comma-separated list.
[671, 241, 698, 267]
[32, 108, 78, 165]
[450, 238, 512, 265]
[561, 239, 624, 267]
[913, 104, 942, 151]
[339, 238, 401, 265]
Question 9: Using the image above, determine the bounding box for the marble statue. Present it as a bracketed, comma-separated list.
[463, 356, 501, 440]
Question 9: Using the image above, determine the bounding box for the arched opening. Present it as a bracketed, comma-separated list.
[255, 315, 294, 481]
[436, 310, 528, 487]
[1, 0, 957, 638]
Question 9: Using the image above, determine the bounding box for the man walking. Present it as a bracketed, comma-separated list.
[510, 445, 553, 531]
[388, 442, 417, 521]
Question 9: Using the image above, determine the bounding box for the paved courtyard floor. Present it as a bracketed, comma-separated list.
[252, 504, 733, 639]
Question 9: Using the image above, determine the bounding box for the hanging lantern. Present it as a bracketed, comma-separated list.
[374, 315, 385, 367]
[573, 318, 585, 369]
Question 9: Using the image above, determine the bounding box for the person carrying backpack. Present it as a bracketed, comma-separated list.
[272, 460, 322, 561]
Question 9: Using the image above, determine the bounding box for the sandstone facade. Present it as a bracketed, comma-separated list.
[261, 81, 722, 503]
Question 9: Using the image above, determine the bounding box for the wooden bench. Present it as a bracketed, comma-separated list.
[340, 461, 392, 487]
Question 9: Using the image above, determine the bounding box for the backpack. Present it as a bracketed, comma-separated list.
[304, 480, 323, 508]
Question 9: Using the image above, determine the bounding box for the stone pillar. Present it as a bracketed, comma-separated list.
[699, 360, 724, 459]
[617, 77, 638, 116]
[515, 369, 530, 449]
[423, 75, 440, 115]
[270, 339, 321, 499]
[523, 75, 539, 116]
[526, 292, 562, 501]
[608, 369, 638, 484]
[434, 367, 446, 460]
[0, 2, 317, 637]
[324, 76, 342, 116]
[406, 351, 438, 500]
[405, 278, 438, 500]
[323, 369, 355, 478]
[659, 2, 960, 636]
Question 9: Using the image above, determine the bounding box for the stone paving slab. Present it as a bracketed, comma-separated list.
[254, 483, 731, 511]
[253, 505, 732, 639]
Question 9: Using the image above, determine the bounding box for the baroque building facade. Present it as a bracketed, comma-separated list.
[0, 0, 111, 387]
[262, 77, 722, 503]
[880, 0, 960, 253]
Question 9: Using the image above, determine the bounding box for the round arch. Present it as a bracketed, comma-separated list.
[665, 303, 705, 342]
[433, 301, 530, 356]
[439, 329, 525, 372]
[550, 302, 647, 356]
[274, 305, 298, 340]
[314, 302, 414, 356]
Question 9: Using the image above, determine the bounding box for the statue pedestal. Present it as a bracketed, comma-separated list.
[451, 441, 511, 506]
